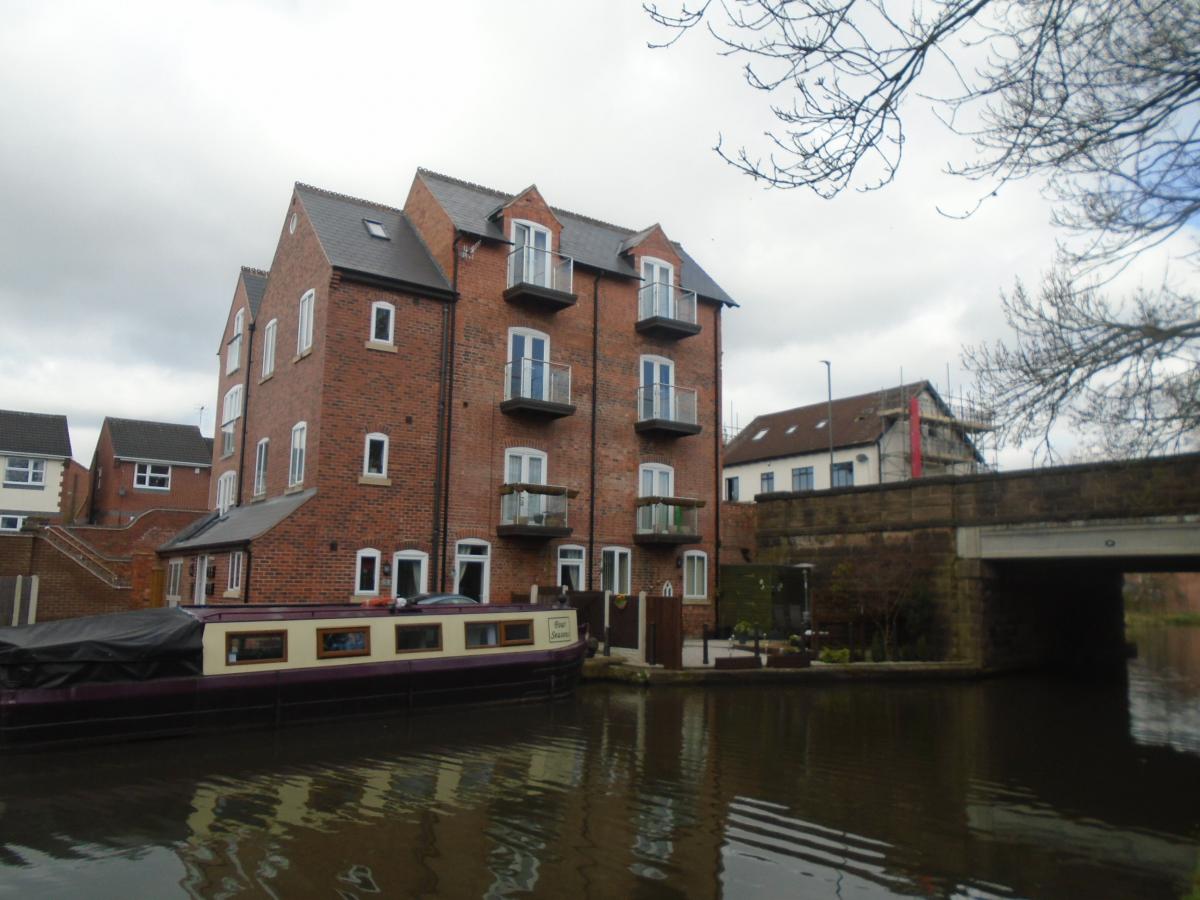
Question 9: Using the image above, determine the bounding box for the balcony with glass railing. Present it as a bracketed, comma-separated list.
[504, 245, 576, 311]
[500, 358, 575, 418]
[636, 282, 700, 339]
[634, 497, 702, 545]
[635, 383, 701, 437]
[497, 484, 574, 538]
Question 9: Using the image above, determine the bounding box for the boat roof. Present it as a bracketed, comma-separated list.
[182, 603, 551, 623]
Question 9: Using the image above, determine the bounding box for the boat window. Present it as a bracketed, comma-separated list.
[317, 626, 371, 659]
[501, 620, 534, 646]
[226, 630, 288, 665]
[465, 622, 499, 648]
[395, 623, 442, 653]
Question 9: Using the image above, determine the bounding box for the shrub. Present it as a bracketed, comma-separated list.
[818, 647, 851, 664]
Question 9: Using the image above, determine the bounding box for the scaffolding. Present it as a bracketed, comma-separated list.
[877, 383, 996, 479]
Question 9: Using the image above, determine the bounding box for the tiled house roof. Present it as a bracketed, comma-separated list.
[105, 418, 212, 466]
[0, 409, 72, 458]
[241, 267, 269, 320]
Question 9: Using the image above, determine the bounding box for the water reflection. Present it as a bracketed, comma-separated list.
[0, 644, 1198, 899]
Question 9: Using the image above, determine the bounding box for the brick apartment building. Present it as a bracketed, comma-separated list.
[160, 170, 735, 632]
[89, 417, 213, 525]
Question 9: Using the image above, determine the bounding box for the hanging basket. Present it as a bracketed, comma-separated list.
[613, 594, 628, 610]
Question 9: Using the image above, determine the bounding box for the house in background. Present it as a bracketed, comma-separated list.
[89, 417, 213, 525]
[161, 169, 734, 634]
[0, 409, 81, 530]
[722, 382, 991, 500]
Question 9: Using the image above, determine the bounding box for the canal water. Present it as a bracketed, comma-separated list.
[1, 628, 1198, 899]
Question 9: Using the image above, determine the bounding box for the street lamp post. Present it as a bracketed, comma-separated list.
[820, 360, 834, 488]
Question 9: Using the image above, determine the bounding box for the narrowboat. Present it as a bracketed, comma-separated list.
[0, 600, 585, 747]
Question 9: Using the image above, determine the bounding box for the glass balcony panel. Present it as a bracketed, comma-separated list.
[507, 245, 573, 293]
[500, 488, 569, 528]
[636, 384, 698, 425]
[503, 359, 572, 405]
[637, 283, 698, 325]
[634, 502, 699, 537]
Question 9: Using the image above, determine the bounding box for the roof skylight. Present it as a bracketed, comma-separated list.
[363, 219, 389, 240]
[786, 425, 798, 434]
[815, 419, 828, 429]
[753, 428, 769, 441]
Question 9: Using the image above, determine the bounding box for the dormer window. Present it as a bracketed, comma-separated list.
[363, 219, 389, 240]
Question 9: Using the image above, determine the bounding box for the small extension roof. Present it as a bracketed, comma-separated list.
[105, 417, 212, 467]
[416, 169, 737, 307]
[724, 383, 933, 466]
[160, 488, 316, 553]
[241, 267, 269, 320]
[0, 409, 72, 458]
[294, 184, 453, 297]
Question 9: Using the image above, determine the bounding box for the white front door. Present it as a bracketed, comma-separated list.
[639, 464, 674, 532]
[506, 448, 547, 522]
[641, 355, 674, 420]
[454, 541, 490, 603]
[513, 221, 551, 286]
[508, 329, 548, 401]
[642, 258, 674, 317]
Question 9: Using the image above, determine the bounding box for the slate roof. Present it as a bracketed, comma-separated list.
[0, 409, 72, 458]
[724, 383, 932, 466]
[105, 417, 212, 466]
[160, 489, 316, 552]
[241, 267, 268, 320]
[416, 169, 738, 307]
[294, 184, 453, 297]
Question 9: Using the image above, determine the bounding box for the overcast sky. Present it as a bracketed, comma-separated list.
[1, 1, 1190, 469]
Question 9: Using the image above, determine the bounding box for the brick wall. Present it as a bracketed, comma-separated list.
[720, 502, 756, 565]
[0, 533, 137, 621]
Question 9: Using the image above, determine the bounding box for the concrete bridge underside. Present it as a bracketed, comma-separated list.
[752, 454, 1200, 670]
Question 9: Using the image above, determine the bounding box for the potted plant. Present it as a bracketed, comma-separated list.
[766, 633, 811, 668]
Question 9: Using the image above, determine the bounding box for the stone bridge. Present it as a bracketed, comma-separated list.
[750, 453, 1200, 670]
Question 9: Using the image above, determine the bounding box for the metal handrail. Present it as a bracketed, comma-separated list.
[503, 358, 571, 405]
[635, 502, 699, 536]
[638, 282, 697, 324]
[636, 383, 698, 424]
[507, 245, 574, 293]
[40, 527, 128, 587]
[500, 487, 569, 528]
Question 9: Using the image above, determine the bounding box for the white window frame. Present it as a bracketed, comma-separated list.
[216, 471, 237, 514]
[641, 256, 676, 318]
[504, 447, 548, 486]
[725, 476, 739, 501]
[297, 289, 315, 355]
[638, 462, 674, 498]
[370, 301, 395, 345]
[221, 384, 243, 457]
[792, 466, 814, 492]
[4, 457, 45, 486]
[639, 354, 676, 421]
[600, 546, 631, 595]
[226, 308, 244, 375]
[166, 558, 184, 600]
[454, 539, 491, 604]
[557, 544, 586, 591]
[392, 549, 429, 599]
[510, 219, 553, 287]
[363, 432, 389, 477]
[683, 550, 708, 600]
[355, 548, 381, 596]
[193, 554, 209, 605]
[253, 438, 268, 497]
[134, 463, 171, 491]
[507, 327, 551, 402]
[0, 515, 26, 531]
[228, 550, 243, 593]
[261, 318, 277, 378]
[289, 422, 307, 487]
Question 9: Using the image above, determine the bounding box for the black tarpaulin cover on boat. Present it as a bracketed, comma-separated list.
[0, 607, 203, 690]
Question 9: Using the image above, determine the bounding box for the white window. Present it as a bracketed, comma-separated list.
[510, 219, 552, 287]
[226, 308, 244, 375]
[454, 539, 490, 603]
[289, 422, 306, 486]
[166, 558, 184, 600]
[725, 476, 739, 501]
[683, 550, 708, 599]
[557, 545, 585, 591]
[253, 438, 268, 496]
[261, 318, 277, 378]
[228, 551, 243, 593]
[216, 471, 237, 514]
[392, 549, 429, 599]
[638, 463, 675, 533]
[355, 548, 381, 596]
[639, 354, 675, 421]
[4, 457, 45, 486]
[601, 547, 631, 595]
[193, 554, 209, 605]
[503, 447, 547, 524]
[370, 301, 394, 344]
[507, 327, 551, 402]
[641, 257, 676, 318]
[363, 433, 388, 477]
[297, 289, 315, 355]
[0, 515, 26, 531]
[221, 385, 243, 457]
[135, 463, 170, 490]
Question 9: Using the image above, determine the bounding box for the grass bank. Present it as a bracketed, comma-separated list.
[1126, 611, 1200, 628]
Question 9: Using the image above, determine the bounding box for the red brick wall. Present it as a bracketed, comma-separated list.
[0, 533, 138, 621]
[59, 458, 91, 524]
[70, 508, 210, 558]
[211, 272, 255, 508]
[720, 502, 757, 565]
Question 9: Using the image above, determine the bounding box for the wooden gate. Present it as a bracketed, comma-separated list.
[645, 594, 682, 669]
[608, 594, 640, 649]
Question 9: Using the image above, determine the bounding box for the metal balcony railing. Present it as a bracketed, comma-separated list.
[504, 358, 571, 406]
[635, 500, 699, 538]
[499, 484, 570, 530]
[637, 383, 698, 426]
[638, 282, 697, 325]
[507, 245, 574, 294]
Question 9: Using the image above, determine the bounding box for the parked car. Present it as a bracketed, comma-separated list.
[401, 592, 480, 607]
